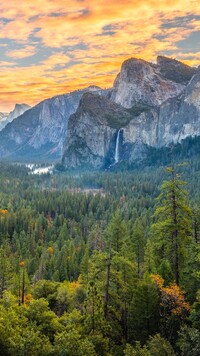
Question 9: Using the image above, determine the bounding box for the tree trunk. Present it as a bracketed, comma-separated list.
[171, 167, 179, 285]
[104, 241, 112, 319]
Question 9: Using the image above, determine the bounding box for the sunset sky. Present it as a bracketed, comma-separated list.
[1, 0, 200, 112]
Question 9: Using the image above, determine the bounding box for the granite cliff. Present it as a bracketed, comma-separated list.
[0, 55, 199, 167]
[0, 86, 106, 160]
[62, 56, 199, 168]
[0, 104, 30, 131]
[62, 93, 133, 168]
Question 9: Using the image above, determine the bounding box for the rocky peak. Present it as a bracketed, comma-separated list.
[77, 92, 109, 114]
[0, 104, 30, 131]
[69, 92, 133, 129]
[86, 85, 102, 91]
[62, 93, 134, 169]
[117, 57, 155, 82]
[62, 56, 200, 169]
[157, 55, 197, 85]
[0, 54, 199, 167]
[0, 112, 9, 131]
[111, 57, 185, 108]
[9, 103, 31, 120]
[0, 112, 8, 120]
[0, 86, 109, 160]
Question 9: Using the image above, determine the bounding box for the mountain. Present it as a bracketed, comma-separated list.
[0, 55, 199, 167]
[0, 86, 107, 160]
[110, 56, 196, 108]
[0, 104, 30, 131]
[0, 112, 9, 131]
[62, 93, 133, 169]
[0, 112, 8, 120]
[8, 103, 31, 122]
[62, 56, 199, 169]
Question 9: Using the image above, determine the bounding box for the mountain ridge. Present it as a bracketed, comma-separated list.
[0, 103, 31, 132]
[62, 56, 199, 168]
[0, 55, 199, 168]
[0, 86, 108, 160]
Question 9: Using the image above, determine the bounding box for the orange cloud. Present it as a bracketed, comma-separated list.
[0, 0, 200, 111]
[0, 60, 17, 67]
[6, 46, 37, 59]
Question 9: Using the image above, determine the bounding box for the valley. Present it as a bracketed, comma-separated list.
[0, 161, 199, 354]
[0, 52, 200, 356]
[1, 1, 200, 354]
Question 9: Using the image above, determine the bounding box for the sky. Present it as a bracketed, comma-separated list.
[1, 0, 200, 112]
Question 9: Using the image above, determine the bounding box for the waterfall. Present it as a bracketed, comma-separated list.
[107, 128, 123, 169]
[114, 129, 121, 163]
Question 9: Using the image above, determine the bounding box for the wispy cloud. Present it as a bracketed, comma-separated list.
[0, 0, 200, 111]
[6, 45, 37, 59]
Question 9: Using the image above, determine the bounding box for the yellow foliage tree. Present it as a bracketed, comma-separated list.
[151, 274, 190, 344]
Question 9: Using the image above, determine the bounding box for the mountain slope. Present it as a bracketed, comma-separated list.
[62, 93, 133, 168]
[62, 56, 199, 169]
[0, 55, 199, 167]
[0, 86, 107, 160]
[0, 104, 30, 131]
[110, 56, 195, 108]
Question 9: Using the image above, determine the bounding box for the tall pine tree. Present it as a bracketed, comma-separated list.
[151, 165, 192, 285]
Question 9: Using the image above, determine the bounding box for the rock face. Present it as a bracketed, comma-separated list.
[0, 112, 9, 131]
[0, 104, 30, 131]
[0, 112, 8, 120]
[113, 67, 200, 161]
[62, 93, 133, 169]
[0, 55, 199, 167]
[0, 86, 106, 160]
[157, 56, 197, 85]
[62, 56, 199, 169]
[156, 69, 200, 146]
[9, 103, 31, 121]
[110, 57, 194, 108]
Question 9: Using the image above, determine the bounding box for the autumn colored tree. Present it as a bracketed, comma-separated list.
[151, 274, 190, 345]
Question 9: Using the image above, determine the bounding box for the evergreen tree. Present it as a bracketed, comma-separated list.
[128, 276, 160, 343]
[132, 218, 146, 276]
[84, 281, 105, 334]
[151, 166, 192, 284]
[0, 244, 12, 298]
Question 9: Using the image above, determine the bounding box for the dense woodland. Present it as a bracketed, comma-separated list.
[0, 160, 200, 355]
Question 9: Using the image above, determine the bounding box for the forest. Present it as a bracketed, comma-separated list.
[0, 160, 199, 355]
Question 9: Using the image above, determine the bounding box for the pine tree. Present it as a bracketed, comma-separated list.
[84, 281, 105, 334]
[0, 244, 12, 298]
[132, 218, 146, 276]
[88, 211, 136, 342]
[151, 165, 192, 285]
